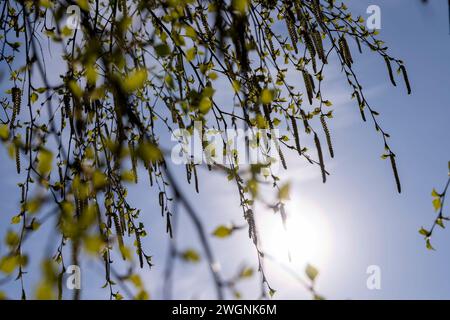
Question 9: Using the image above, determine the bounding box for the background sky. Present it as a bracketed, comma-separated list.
[1, 0, 450, 300]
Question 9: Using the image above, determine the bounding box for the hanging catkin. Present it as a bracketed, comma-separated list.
[15, 144, 20, 174]
[290, 116, 301, 155]
[285, 12, 298, 54]
[11, 87, 21, 124]
[119, 208, 127, 235]
[355, 37, 363, 53]
[148, 166, 153, 186]
[390, 153, 401, 193]
[263, 103, 274, 129]
[312, 30, 326, 63]
[119, 0, 127, 16]
[399, 65, 411, 95]
[193, 164, 199, 193]
[199, 10, 214, 45]
[354, 91, 366, 122]
[384, 56, 396, 87]
[314, 132, 326, 183]
[339, 36, 353, 66]
[113, 213, 126, 260]
[320, 115, 334, 158]
[25, 127, 29, 155]
[129, 140, 138, 183]
[276, 139, 287, 170]
[186, 164, 192, 184]
[63, 92, 71, 117]
[302, 70, 314, 105]
[244, 209, 258, 246]
[303, 31, 316, 59]
[312, 0, 324, 21]
[298, 110, 309, 134]
[135, 230, 144, 268]
[264, 27, 276, 59]
[21, 183, 25, 203]
[295, 5, 308, 29]
[159, 191, 164, 216]
[309, 73, 316, 92]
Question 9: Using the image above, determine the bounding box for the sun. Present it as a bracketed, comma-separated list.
[258, 199, 332, 268]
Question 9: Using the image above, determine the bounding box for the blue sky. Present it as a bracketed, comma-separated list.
[1, 0, 450, 300]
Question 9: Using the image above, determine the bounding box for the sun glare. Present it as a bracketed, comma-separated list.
[259, 200, 332, 268]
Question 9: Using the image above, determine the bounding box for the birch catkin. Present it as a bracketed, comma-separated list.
[400, 65, 411, 95]
[384, 56, 396, 87]
[314, 132, 326, 183]
[300, 109, 311, 133]
[129, 140, 138, 183]
[390, 154, 401, 193]
[339, 36, 353, 66]
[354, 91, 367, 122]
[265, 27, 276, 59]
[113, 213, 125, 260]
[312, 30, 326, 63]
[290, 116, 301, 155]
[285, 12, 298, 54]
[303, 31, 316, 59]
[320, 115, 334, 158]
[11, 87, 21, 124]
[135, 230, 144, 268]
[302, 70, 314, 105]
[277, 140, 287, 170]
[15, 144, 20, 174]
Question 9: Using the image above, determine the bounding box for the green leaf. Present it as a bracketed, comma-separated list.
[278, 183, 290, 201]
[0, 256, 19, 274]
[432, 198, 441, 212]
[5, 231, 19, 247]
[92, 171, 107, 190]
[0, 124, 9, 140]
[305, 264, 319, 282]
[75, 0, 90, 11]
[37, 149, 53, 175]
[11, 215, 21, 224]
[260, 88, 273, 104]
[199, 97, 212, 114]
[137, 141, 162, 163]
[181, 249, 201, 263]
[68, 80, 83, 98]
[185, 26, 197, 39]
[419, 227, 430, 237]
[30, 219, 40, 231]
[155, 44, 170, 57]
[436, 218, 445, 229]
[186, 47, 196, 62]
[212, 225, 233, 238]
[268, 288, 276, 298]
[431, 188, 440, 198]
[30, 92, 38, 104]
[239, 267, 254, 278]
[426, 239, 435, 251]
[123, 69, 148, 92]
[232, 0, 248, 14]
